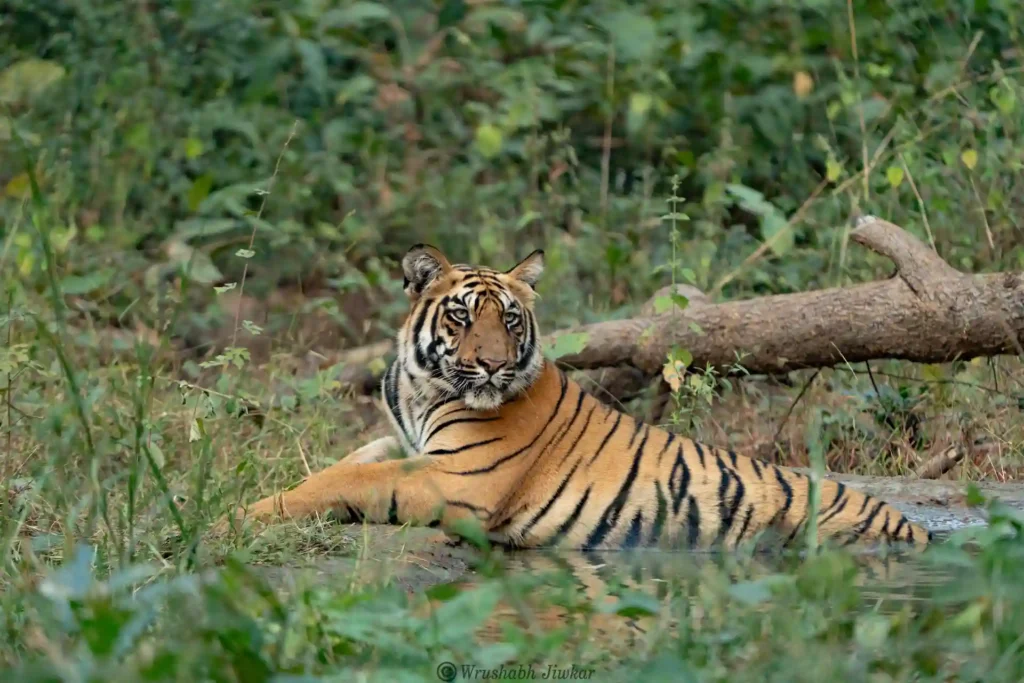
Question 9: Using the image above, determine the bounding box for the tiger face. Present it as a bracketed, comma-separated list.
[399, 244, 546, 410]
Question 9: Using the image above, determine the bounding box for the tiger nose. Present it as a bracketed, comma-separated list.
[478, 358, 508, 375]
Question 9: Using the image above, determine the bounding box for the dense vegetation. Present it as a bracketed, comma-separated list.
[3, 0, 1024, 680]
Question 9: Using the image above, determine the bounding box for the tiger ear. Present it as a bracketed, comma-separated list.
[505, 249, 545, 288]
[402, 244, 451, 298]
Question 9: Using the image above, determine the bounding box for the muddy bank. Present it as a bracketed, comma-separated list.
[809, 470, 1024, 533]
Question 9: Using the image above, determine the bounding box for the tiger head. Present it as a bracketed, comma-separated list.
[398, 244, 546, 410]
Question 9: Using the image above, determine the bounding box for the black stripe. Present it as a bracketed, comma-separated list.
[856, 495, 870, 516]
[585, 430, 649, 548]
[548, 487, 592, 545]
[685, 495, 701, 547]
[546, 387, 587, 455]
[891, 515, 907, 541]
[782, 519, 805, 547]
[426, 436, 503, 456]
[817, 495, 849, 528]
[659, 432, 677, 465]
[411, 299, 434, 369]
[784, 473, 809, 545]
[387, 492, 399, 524]
[558, 403, 598, 467]
[844, 500, 887, 546]
[652, 432, 674, 468]
[651, 482, 668, 545]
[519, 459, 582, 539]
[623, 509, 644, 549]
[735, 505, 755, 545]
[772, 467, 793, 525]
[821, 482, 847, 516]
[419, 399, 460, 436]
[423, 303, 444, 366]
[668, 445, 691, 516]
[714, 452, 745, 545]
[516, 315, 538, 371]
[442, 372, 569, 475]
[382, 362, 413, 447]
[693, 441, 707, 469]
[343, 504, 364, 523]
[424, 416, 501, 443]
[728, 450, 739, 469]
[587, 412, 623, 467]
[625, 418, 645, 449]
[750, 458, 764, 480]
[447, 499, 492, 517]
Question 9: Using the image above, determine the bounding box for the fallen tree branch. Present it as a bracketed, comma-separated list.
[554, 216, 1024, 377]
[914, 445, 966, 479]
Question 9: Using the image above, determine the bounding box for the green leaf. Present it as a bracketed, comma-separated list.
[543, 332, 589, 359]
[428, 582, 502, 645]
[187, 175, 213, 212]
[855, 614, 892, 649]
[761, 212, 793, 257]
[728, 576, 790, 605]
[320, 2, 392, 28]
[725, 184, 773, 215]
[653, 293, 689, 314]
[886, 165, 904, 188]
[334, 75, 376, 106]
[598, 590, 660, 617]
[668, 347, 692, 367]
[627, 92, 654, 135]
[965, 483, 986, 507]
[448, 516, 489, 549]
[165, 240, 224, 285]
[0, 59, 66, 106]
[39, 544, 96, 601]
[826, 157, 842, 182]
[600, 10, 658, 62]
[474, 123, 503, 158]
[990, 83, 1017, 114]
[960, 148, 978, 170]
[438, 0, 468, 27]
[184, 137, 204, 160]
[173, 218, 239, 241]
[59, 269, 115, 296]
[425, 582, 463, 602]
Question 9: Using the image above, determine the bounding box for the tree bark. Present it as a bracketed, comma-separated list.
[553, 216, 1024, 377]
[331, 217, 1024, 398]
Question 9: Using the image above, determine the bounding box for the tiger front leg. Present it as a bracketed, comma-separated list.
[230, 455, 490, 534]
[213, 436, 396, 535]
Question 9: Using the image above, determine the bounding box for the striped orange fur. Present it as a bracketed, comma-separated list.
[230, 245, 931, 551]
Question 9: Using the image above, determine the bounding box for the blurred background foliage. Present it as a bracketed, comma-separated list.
[2, 0, 1024, 355]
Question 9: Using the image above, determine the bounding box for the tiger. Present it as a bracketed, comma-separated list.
[227, 243, 932, 552]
